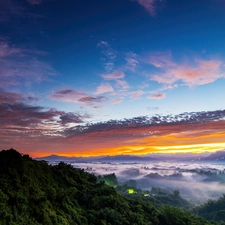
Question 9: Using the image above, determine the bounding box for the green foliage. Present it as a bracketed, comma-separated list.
[117, 185, 192, 209]
[194, 194, 225, 222]
[0, 149, 220, 225]
[151, 187, 191, 208]
[158, 205, 217, 225]
[97, 173, 118, 187]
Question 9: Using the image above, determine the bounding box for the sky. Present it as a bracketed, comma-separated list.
[1, 0, 225, 157]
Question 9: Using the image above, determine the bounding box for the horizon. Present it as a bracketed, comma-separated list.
[30, 149, 223, 159]
[1, 0, 225, 157]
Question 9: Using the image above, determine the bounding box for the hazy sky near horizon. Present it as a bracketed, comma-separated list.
[1, 0, 225, 157]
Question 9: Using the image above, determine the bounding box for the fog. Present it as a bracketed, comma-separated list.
[69, 160, 225, 204]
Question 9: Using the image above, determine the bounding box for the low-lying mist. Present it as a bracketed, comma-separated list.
[68, 160, 225, 205]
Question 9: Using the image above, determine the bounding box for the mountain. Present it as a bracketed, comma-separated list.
[99, 155, 157, 162]
[202, 150, 225, 161]
[36, 151, 224, 163]
[35, 154, 103, 162]
[35, 150, 225, 164]
[35, 154, 78, 161]
[35, 154, 157, 163]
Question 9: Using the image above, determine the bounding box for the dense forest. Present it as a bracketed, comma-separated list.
[97, 173, 192, 209]
[0, 149, 224, 225]
[194, 195, 225, 222]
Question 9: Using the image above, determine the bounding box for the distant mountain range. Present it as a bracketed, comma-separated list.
[202, 150, 225, 161]
[35, 154, 157, 163]
[35, 150, 225, 163]
[35, 154, 78, 162]
[99, 155, 157, 162]
[35, 154, 101, 162]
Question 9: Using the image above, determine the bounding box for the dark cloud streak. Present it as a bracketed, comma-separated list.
[0, 90, 88, 130]
[60, 113, 84, 125]
[64, 109, 225, 139]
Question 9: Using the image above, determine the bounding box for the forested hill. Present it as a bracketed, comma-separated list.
[194, 195, 225, 222]
[0, 149, 219, 225]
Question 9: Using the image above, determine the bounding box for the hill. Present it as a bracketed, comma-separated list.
[0, 149, 220, 225]
[194, 194, 225, 222]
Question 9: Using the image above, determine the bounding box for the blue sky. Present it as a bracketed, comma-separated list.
[1, 0, 225, 156]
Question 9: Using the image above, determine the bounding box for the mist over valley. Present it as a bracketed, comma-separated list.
[38, 150, 225, 205]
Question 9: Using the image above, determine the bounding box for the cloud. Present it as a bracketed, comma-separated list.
[78, 96, 106, 108]
[0, 92, 101, 156]
[49, 89, 87, 102]
[49, 89, 107, 108]
[97, 41, 109, 47]
[133, 0, 164, 17]
[1, 105, 225, 156]
[0, 90, 62, 129]
[60, 113, 85, 125]
[0, 40, 57, 87]
[0, 98, 65, 155]
[26, 0, 43, 5]
[62, 109, 225, 156]
[148, 51, 175, 68]
[0, 103, 62, 128]
[0, 89, 39, 104]
[130, 91, 145, 99]
[0, 0, 24, 22]
[148, 93, 165, 99]
[116, 79, 130, 90]
[102, 70, 125, 80]
[101, 70, 129, 92]
[125, 52, 139, 72]
[159, 84, 178, 91]
[0, 0, 44, 22]
[78, 96, 105, 103]
[98, 40, 117, 72]
[111, 98, 123, 104]
[148, 53, 225, 87]
[0, 41, 22, 57]
[65, 109, 225, 139]
[96, 83, 114, 95]
[0, 89, 90, 146]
